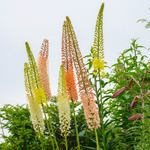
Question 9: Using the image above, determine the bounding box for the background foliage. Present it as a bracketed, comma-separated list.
[0, 40, 149, 150]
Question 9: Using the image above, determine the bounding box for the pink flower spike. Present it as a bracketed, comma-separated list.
[37, 39, 51, 100]
[128, 114, 143, 121]
[112, 87, 127, 98]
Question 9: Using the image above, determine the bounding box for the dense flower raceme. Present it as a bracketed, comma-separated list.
[92, 2, 105, 73]
[25, 42, 40, 89]
[25, 42, 47, 104]
[24, 42, 52, 133]
[57, 65, 71, 135]
[65, 17, 100, 129]
[61, 21, 78, 101]
[24, 63, 45, 133]
[37, 39, 51, 100]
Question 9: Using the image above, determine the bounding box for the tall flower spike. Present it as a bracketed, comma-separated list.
[62, 21, 78, 101]
[57, 65, 71, 135]
[24, 63, 45, 133]
[25, 42, 47, 104]
[37, 39, 51, 100]
[92, 2, 104, 72]
[66, 17, 100, 129]
[25, 42, 40, 88]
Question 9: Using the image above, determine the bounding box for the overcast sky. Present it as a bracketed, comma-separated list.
[0, 0, 150, 105]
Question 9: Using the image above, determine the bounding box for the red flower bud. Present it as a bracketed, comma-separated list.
[130, 96, 139, 109]
[112, 87, 127, 98]
[128, 114, 142, 121]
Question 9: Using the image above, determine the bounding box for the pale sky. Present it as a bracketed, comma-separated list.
[0, 0, 150, 105]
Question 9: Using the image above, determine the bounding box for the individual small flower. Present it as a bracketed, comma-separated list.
[33, 87, 47, 104]
[92, 57, 104, 71]
[101, 71, 106, 78]
[57, 65, 71, 136]
[128, 114, 143, 121]
[112, 87, 127, 98]
[130, 96, 139, 109]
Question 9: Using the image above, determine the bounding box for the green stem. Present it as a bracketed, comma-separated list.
[95, 129, 100, 150]
[41, 103, 55, 150]
[42, 103, 59, 150]
[98, 71, 106, 150]
[94, 70, 106, 150]
[65, 133, 68, 150]
[72, 102, 81, 150]
[94, 75, 101, 150]
[37, 129, 44, 150]
[46, 104, 59, 150]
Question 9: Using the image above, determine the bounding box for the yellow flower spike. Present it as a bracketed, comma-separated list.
[33, 87, 47, 104]
[92, 2, 104, 59]
[24, 63, 45, 133]
[93, 57, 104, 71]
[27, 95, 45, 133]
[92, 2, 105, 76]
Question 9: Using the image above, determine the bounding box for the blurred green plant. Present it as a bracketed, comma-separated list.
[0, 98, 100, 150]
[137, 8, 150, 28]
[108, 40, 150, 149]
[0, 42, 149, 150]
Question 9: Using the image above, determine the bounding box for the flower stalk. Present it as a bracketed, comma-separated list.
[66, 16, 100, 130]
[62, 21, 80, 149]
[37, 39, 51, 101]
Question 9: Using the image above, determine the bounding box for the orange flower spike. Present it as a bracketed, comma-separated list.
[66, 67, 78, 101]
[37, 39, 51, 100]
[62, 21, 78, 101]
